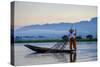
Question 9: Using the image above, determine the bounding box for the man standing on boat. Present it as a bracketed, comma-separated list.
[68, 28, 77, 50]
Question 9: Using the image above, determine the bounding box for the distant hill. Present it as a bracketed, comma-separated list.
[15, 17, 97, 40]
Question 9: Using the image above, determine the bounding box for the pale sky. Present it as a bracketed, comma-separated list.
[14, 1, 97, 27]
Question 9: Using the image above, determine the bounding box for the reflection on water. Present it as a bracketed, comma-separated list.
[14, 42, 97, 66]
[25, 51, 76, 63]
[69, 51, 76, 62]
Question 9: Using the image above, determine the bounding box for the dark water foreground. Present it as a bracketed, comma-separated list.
[14, 42, 97, 66]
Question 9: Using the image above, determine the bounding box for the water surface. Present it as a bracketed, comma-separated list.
[14, 42, 97, 66]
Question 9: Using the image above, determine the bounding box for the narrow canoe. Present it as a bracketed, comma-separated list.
[24, 45, 75, 53]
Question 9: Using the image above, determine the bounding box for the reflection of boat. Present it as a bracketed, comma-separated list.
[24, 45, 75, 53]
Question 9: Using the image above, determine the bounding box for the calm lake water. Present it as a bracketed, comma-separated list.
[14, 42, 97, 66]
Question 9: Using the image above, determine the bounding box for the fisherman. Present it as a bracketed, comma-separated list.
[68, 28, 77, 50]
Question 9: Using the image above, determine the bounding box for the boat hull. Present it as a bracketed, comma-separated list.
[24, 45, 75, 53]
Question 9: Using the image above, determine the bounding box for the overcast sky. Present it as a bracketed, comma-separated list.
[14, 1, 97, 27]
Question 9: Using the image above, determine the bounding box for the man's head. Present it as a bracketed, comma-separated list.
[69, 29, 74, 33]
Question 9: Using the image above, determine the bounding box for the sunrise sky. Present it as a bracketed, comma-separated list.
[14, 1, 97, 27]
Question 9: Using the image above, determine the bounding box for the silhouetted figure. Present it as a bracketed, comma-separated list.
[68, 29, 77, 50]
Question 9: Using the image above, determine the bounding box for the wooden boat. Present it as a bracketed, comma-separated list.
[24, 45, 75, 53]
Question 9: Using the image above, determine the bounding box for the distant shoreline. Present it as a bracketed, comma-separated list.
[15, 38, 97, 43]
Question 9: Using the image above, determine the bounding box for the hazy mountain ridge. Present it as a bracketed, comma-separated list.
[16, 17, 97, 31]
[15, 17, 97, 39]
